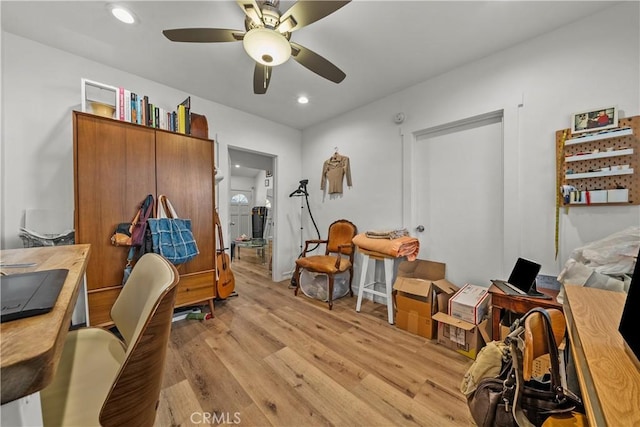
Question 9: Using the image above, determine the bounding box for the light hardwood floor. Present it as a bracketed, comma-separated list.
[155, 253, 476, 426]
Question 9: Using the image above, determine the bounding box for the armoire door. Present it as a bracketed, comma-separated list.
[74, 113, 156, 325]
[155, 131, 215, 275]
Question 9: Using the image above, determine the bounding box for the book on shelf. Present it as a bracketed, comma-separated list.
[118, 87, 125, 121]
[124, 89, 131, 122]
[178, 104, 186, 134]
[130, 92, 138, 124]
[154, 105, 160, 129]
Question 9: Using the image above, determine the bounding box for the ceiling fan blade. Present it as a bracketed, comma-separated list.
[163, 28, 244, 43]
[253, 63, 272, 94]
[278, 1, 350, 33]
[236, 0, 263, 26]
[290, 42, 345, 84]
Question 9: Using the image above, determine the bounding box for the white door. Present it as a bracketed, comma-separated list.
[230, 189, 252, 240]
[414, 114, 503, 286]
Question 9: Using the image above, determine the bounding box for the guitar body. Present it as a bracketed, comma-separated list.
[215, 212, 235, 299]
[216, 251, 235, 299]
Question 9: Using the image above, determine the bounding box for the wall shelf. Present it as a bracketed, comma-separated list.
[565, 168, 633, 180]
[565, 127, 633, 146]
[556, 116, 639, 207]
[565, 148, 633, 162]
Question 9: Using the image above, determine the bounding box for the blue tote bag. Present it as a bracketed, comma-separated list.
[148, 195, 199, 265]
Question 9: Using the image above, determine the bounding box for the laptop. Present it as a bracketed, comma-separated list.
[1, 269, 68, 323]
[491, 258, 552, 300]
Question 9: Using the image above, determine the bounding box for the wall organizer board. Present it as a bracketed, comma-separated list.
[556, 115, 639, 207]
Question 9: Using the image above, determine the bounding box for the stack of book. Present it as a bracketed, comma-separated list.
[116, 88, 191, 134]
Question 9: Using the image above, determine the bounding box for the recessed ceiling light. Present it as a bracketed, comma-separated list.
[110, 5, 136, 24]
[235, 164, 241, 168]
[297, 96, 309, 104]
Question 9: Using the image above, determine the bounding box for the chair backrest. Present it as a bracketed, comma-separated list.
[523, 308, 566, 381]
[325, 219, 357, 255]
[100, 253, 179, 427]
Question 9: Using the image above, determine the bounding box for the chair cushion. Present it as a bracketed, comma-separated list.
[41, 328, 126, 427]
[296, 255, 352, 274]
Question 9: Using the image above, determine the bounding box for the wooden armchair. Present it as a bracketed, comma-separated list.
[41, 253, 179, 427]
[294, 219, 357, 309]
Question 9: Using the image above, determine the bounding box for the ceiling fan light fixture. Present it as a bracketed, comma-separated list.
[243, 27, 291, 66]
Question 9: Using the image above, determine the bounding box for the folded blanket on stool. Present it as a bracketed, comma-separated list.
[365, 228, 409, 239]
[352, 233, 420, 261]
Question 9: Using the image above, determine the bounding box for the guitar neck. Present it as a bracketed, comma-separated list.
[214, 211, 226, 252]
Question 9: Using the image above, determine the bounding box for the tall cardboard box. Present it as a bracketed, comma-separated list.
[393, 259, 457, 339]
[433, 312, 484, 359]
[448, 283, 491, 324]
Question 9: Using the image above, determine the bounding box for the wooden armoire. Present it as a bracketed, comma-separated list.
[73, 111, 216, 327]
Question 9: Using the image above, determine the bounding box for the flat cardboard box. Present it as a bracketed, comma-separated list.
[433, 312, 484, 359]
[397, 259, 446, 280]
[448, 283, 491, 324]
[393, 259, 454, 339]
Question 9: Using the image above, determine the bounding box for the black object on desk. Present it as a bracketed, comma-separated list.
[491, 257, 552, 300]
[1, 269, 68, 322]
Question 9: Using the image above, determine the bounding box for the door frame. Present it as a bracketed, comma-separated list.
[401, 106, 521, 279]
[227, 145, 277, 281]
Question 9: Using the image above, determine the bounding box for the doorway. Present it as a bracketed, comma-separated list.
[411, 111, 504, 286]
[228, 147, 276, 280]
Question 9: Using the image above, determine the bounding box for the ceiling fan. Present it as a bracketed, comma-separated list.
[163, 0, 350, 94]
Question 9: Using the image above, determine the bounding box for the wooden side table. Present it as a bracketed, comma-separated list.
[488, 285, 562, 340]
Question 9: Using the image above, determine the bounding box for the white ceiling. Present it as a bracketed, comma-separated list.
[2, 1, 615, 130]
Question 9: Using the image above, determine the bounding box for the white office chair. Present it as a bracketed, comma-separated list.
[40, 253, 179, 427]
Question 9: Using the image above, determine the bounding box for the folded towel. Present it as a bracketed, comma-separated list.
[352, 233, 420, 261]
[365, 228, 409, 239]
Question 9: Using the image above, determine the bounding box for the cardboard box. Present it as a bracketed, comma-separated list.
[394, 277, 458, 339]
[448, 284, 491, 324]
[433, 312, 484, 359]
[393, 259, 456, 339]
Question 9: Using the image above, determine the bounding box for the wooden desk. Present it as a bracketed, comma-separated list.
[1, 244, 91, 404]
[488, 285, 561, 340]
[563, 285, 640, 426]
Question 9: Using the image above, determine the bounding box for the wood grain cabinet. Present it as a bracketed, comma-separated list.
[73, 111, 216, 327]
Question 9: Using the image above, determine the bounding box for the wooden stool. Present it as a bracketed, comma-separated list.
[355, 248, 404, 324]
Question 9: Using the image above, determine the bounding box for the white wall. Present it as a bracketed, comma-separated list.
[301, 2, 640, 281]
[1, 32, 302, 281]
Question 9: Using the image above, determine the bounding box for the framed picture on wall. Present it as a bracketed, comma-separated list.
[571, 106, 618, 134]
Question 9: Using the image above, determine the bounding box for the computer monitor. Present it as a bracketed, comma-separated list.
[619, 247, 640, 370]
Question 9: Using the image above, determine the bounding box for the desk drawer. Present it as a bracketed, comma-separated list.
[175, 271, 215, 307]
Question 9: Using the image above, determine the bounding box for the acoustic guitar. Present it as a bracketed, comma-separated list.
[215, 211, 235, 299]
